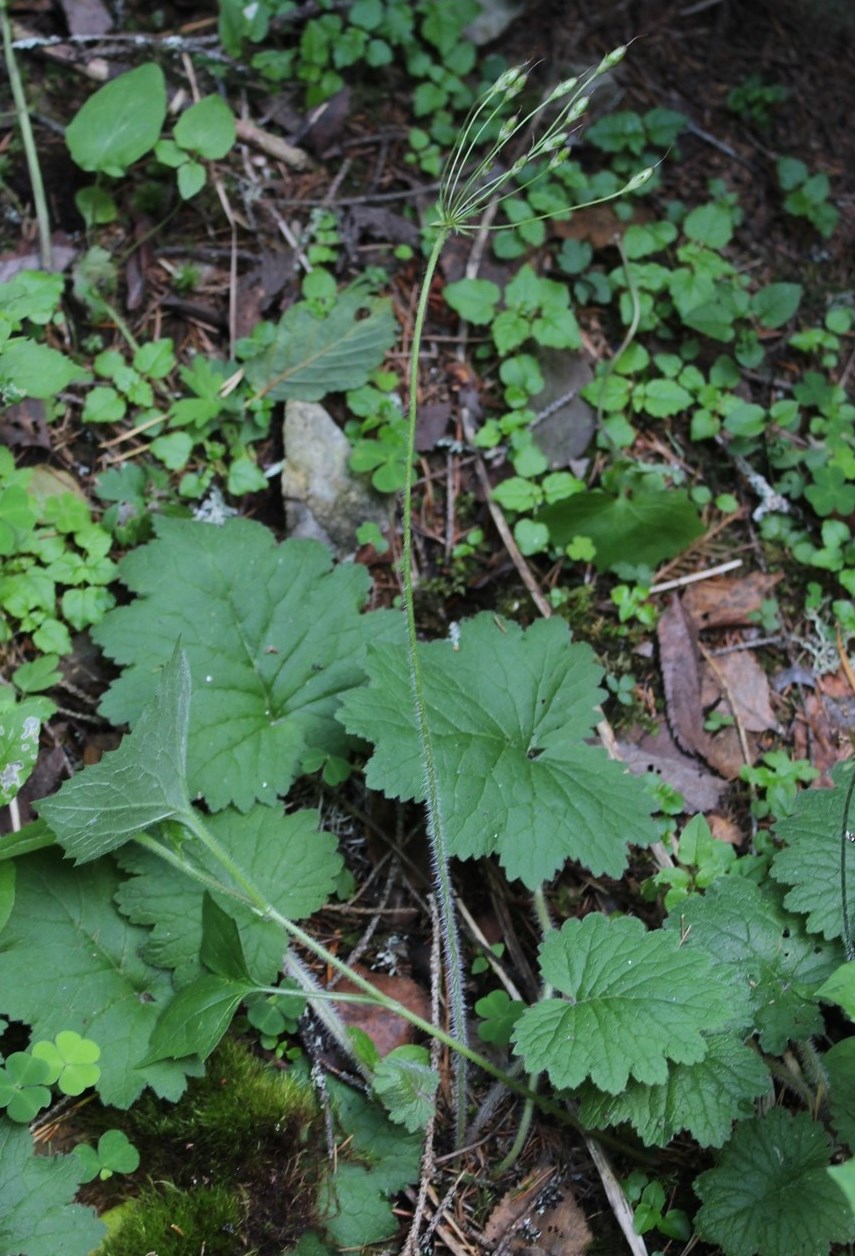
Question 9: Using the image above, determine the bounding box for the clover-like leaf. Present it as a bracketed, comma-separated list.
[0, 1052, 53, 1123]
[771, 760, 855, 941]
[115, 806, 341, 986]
[0, 1123, 104, 1256]
[37, 644, 192, 863]
[338, 615, 657, 887]
[475, 989, 526, 1047]
[75, 1129, 140, 1183]
[31, 1031, 101, 1096]
[667, 877, 841, 1053]
[92, 517, 399, 812]
[512, 913, 734, 1093]
[578, 1033, 771, 1148]
[694, 1109, 855, 1256]
[0, 850, 200, 1107]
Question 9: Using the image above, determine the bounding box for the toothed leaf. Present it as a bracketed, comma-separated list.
[338, 615, 657, 887]
[513, 913, 734, 1092]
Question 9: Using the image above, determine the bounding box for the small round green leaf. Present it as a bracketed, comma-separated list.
[174, 95, 236, 161]
[66, 64, 167, 176]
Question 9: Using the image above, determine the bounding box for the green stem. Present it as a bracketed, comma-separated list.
[403, 228, 471, 1145]
[1, 0, 52, 269]
[494, 885, 555, 1175]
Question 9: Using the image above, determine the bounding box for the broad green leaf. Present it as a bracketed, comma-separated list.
[115, 806, 340, 986]
[818, 962, 855, 1023]
[318, 1078, 423, 1246]
[0, 1123, 104, 1256]
[144, 972, 254, 1064]
[0, 338, 87, 399]
[828, 1158, 855, 1218]
[372, 1045, 438, 1132]
[771, 761, 855, 940]
[0, 850, 200, 1107]
[694, 1109, 855, 1256]
[0, 817, 55, 862]
[174, 95, 236, 160]
[37, 645, 193, 862]
[0, 861, 13, 932]
[243, 282, 397, 402]
[539, 487, 704, 573]
[93, 517, 398, 812]
[66, 64, 167, 176]
[338, 615, 657, 887]
[751, 282, 802, 328]
[668, 878, 841, 1052]
[513, 913, 734, 1092]
[320, 1164, 400, 1247]
[199, 891, 252, 981]
[826, 1038, 855, 1151]
[578, 1033, 771, 1147]
[326, 1074, 422, 1193]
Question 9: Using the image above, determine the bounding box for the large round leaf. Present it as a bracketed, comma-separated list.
[66, 65, 167, 176]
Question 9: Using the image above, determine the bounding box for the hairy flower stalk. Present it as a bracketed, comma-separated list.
[402, 47, 651, 1145]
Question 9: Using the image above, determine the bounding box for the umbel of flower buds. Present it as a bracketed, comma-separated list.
[436, 45, 649, 236]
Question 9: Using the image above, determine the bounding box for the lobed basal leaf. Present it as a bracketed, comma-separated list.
[338, 614, 657, 887]
[92, 516, 399, 812]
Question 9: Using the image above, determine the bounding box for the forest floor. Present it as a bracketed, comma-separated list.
[2, 0, 855, 1253]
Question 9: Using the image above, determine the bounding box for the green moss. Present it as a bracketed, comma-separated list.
[97, 1038, 326, 1255]
[99, 1184, 242, 1256]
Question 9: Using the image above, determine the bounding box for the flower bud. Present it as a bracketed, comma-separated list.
[547, 76, 579, 102]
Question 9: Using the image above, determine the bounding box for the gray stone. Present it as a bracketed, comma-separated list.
[531, 350, 596, 468]
[281, 399, 393, 557]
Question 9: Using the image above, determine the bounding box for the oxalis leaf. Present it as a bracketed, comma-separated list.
[243, 281, 397, 402]
[338, 615, 657, 887]
[0, 1123, 104, 1256]
[92, 517, 399, 812]
[37, 644, 192, 863]
[115, 806, 341, 986]
[665, 878, 842, 1053]
[578, 1032, 771, 1148]
[512, 913, 733, 1092]
[0, 851, 201, 1107]
[771, 759, 855, 941]
[694, 1109, 855, 1256]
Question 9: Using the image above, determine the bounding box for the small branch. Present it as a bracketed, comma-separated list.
[1, 0, 52, 268]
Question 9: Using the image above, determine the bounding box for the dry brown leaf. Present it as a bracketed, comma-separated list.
[682, 572, 782, 628]
[701, 651, 778, 732]
[657, 595, 709, 757]
[332, 965, 431, 1056]
[708, 814, 744, 846]
[618, 722, 726, 812]
[658, 596, 755, 780]
[483, 1167, 592, 1254]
